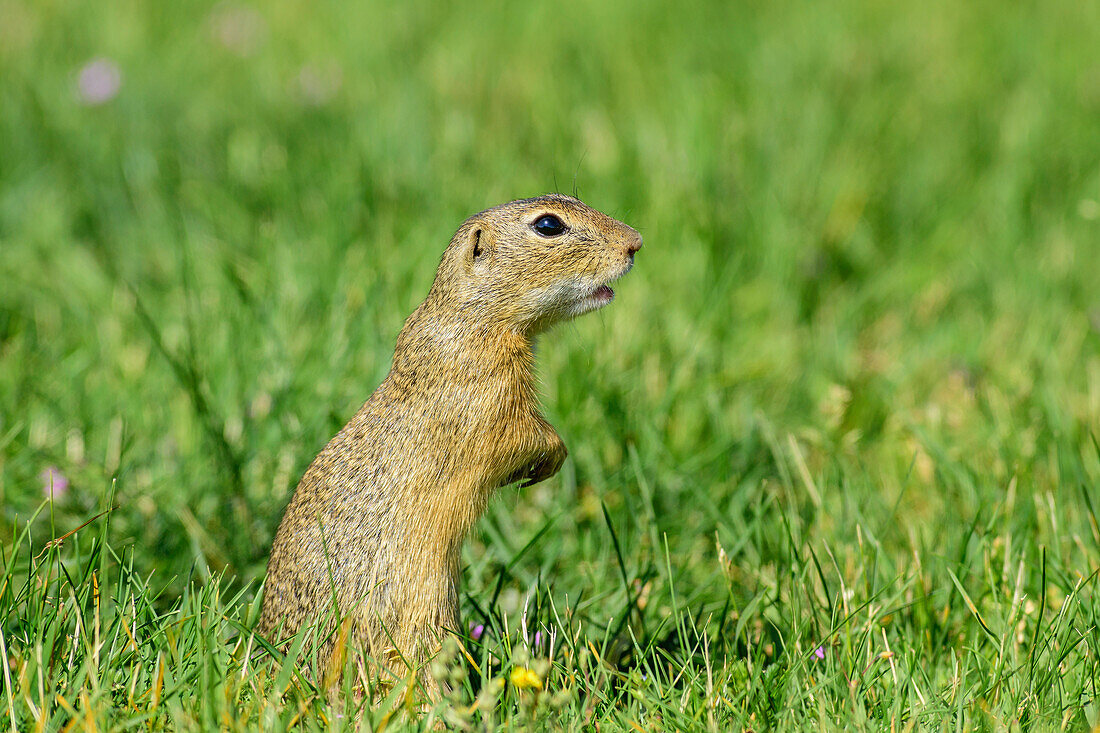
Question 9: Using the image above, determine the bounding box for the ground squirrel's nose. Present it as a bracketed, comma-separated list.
[626, 231, 642, 255]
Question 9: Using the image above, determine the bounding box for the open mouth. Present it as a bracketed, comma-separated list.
[583, 263, 633, 311]
[592, 284, 615, 304]
[575, 262, 632, 314]
[572, 283, 616, 315]
[579, 284, 615, 312]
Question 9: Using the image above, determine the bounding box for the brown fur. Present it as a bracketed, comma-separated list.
[258, 194, 641, 691]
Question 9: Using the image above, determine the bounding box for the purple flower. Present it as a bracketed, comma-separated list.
[533, 631, 544, 646]
[813, 646, 825, 660]
[469, 623, 485, 641]
[76, 59, 121, 105]
[41, 466, 69, 500]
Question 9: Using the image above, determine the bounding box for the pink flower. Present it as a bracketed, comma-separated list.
[76, 59, 121, 105]
[296, 63, 342, 106]
[208, 3, 266, 57]
[533, 631, 544, 646]
[469, 623, 485, 641]
[41, 466, 69, 500]
[813, 646, 825, 660]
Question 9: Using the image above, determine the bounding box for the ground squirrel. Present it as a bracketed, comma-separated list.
[258, 194, 641, 690]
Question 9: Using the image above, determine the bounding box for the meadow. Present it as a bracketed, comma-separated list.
[2, 0, 1100, 729]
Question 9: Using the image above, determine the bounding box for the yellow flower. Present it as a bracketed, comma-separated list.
[509, 666, 543, 690]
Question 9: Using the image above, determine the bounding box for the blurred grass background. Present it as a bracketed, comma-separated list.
[2, 0, 1100, 728]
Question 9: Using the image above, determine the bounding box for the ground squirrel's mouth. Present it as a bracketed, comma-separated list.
[593, 284, 614, 303]
[571, 283, 615, 316]
[580, 262, 633, 312]
[580, 283, 615, 312]
[571, 262, 632, 316]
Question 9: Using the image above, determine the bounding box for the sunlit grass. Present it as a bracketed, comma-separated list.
[2, 0, 1100, 728]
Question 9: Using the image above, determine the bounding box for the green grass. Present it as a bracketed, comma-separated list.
[3, 0, 1100, 729]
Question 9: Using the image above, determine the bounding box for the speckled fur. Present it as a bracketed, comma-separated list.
[258, 194, 641, 690]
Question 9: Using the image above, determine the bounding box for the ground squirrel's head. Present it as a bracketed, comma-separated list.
[430, 194, 642, 334]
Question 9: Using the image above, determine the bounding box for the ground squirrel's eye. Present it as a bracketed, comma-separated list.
[532, 214, 566, 237]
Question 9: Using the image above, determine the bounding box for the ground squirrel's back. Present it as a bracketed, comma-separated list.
[259, 194, 640, 691]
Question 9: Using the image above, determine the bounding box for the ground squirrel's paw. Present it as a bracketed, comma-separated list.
[519, 444, 567, 488]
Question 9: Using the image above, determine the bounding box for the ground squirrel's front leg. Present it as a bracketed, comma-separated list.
[504, 424, 567, 488]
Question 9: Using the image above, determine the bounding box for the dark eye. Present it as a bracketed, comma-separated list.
[532, 214, 566, 237]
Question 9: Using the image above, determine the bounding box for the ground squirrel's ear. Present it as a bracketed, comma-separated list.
[467, 227, 486, 266]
